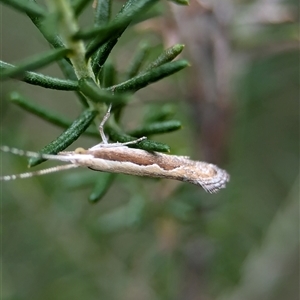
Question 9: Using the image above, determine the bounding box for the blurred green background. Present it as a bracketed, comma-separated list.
[1, 1, 299, 300]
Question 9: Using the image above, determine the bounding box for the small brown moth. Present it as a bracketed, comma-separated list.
[0, 107, 230, 193]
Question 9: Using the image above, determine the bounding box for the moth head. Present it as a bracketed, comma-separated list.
[75, 147, 87, 154]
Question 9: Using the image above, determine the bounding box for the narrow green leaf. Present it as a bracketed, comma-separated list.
[92, 40, 118, 76]
[84, 18, 131, 59]
[126, 42, 150, 79]
[10, 92, 72, 128]
[72, 0, 93, 16]
[117, 0, 160, 22]
[128, 120, 182, 137]
[79, 77, 129, 105]
[57, 59, 89, 107]
[26, 7, 67, 52]
[168, 0, 189, 5]
[144, 104, 176, 123]
[76, 0, 158, 41]
[29, 109, 98, 167]
[0, 0, 46, 17]
[142, 44, 185, 72]
[91, 0, 159, 73]
[89, 173, 115, 203]
[0, 48, 71, 81]
[74, 16, 130, 41]
[57, 58, 77, 80]
[106, 127, 170, 153]
[10, 92, 99, 137]
[106, 59, 190, 94]
[94, 0, 112, 26]
[130, 6, 162, 26]
[0, 61, 78, 90]
[99, 60, 116, 88]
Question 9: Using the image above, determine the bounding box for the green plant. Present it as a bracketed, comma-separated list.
[1, 0, 189, 201]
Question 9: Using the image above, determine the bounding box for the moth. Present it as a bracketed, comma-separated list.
[0, 107, 230, 193]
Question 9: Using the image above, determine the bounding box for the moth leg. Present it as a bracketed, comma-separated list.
[89, 136, 147, 150]
[98, 104, 112, 144]
[118, 136, 147, 146]
[89, 103, 148, 150]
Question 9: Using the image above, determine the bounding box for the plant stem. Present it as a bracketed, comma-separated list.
[47, 0, 107, 125]
[47, 0, 95, 81]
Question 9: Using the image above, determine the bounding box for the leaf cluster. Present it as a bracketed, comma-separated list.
[1, 0, 189, 201]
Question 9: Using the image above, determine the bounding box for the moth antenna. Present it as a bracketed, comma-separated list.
[0, 164, 79, 181]
[1, 145, 58, 159]
[0, 145, 73, 162]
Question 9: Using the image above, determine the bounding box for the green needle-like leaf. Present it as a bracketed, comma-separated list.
[106, 60, 189, 94]
[144, 104, 176, 123]
[142, 44, 185, 73]
[92, 40, 119, 76]
[126, 42, 150, 79]
[168, 0, 189, 5]
[79, 77, 129, 106]
[89, 173, 115, 203]
[72, 0, 93, 16]
[10, 92, 72, 128]
[128, 120, 182, 137]
[10, 92, 99, 137]
[26, 8, 67, 52]
[94, 0, 112, 26]
[106, 127, 170, 153]
[91, 0, 159, 73]
[99, 60, 116, 88]
[74, 15, 130, 41]
[29, 109, 98, 167]
[0, 48, 72, 81]
[0, 0, 46, 17]
[84, 18, 132, 59]
[0, 61, 78, 90]
[57, 59, 89, 107]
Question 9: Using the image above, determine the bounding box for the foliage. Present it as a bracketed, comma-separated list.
[1, 1, 299, 300]
[1, 0, 189, 201]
